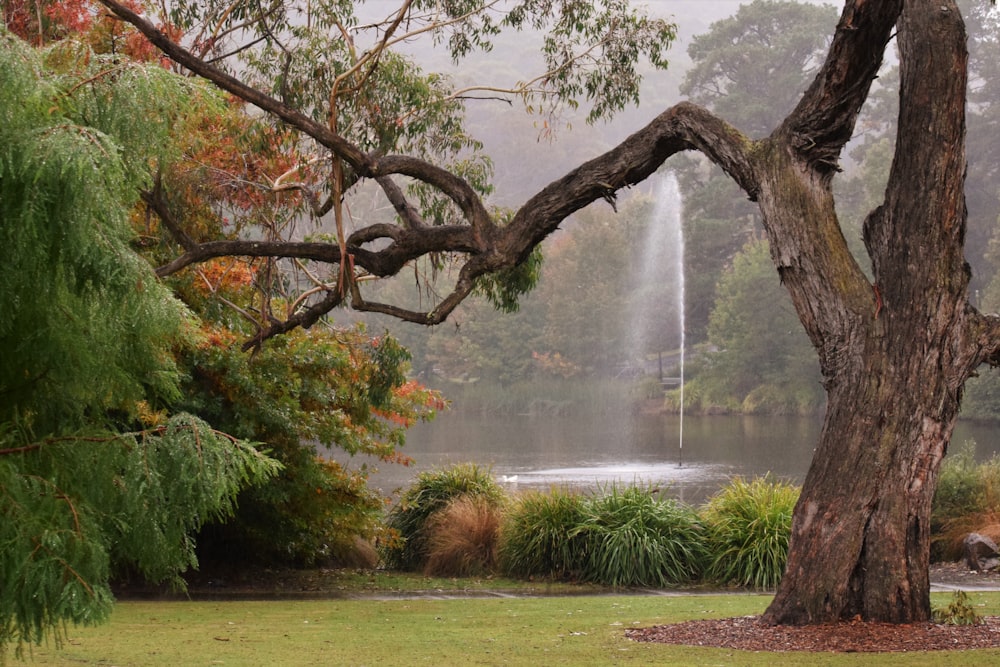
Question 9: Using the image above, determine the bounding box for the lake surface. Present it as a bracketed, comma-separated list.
[333, 413, 1000, 504]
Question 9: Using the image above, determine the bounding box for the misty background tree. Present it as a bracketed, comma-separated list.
[93, 0, 1000, 626]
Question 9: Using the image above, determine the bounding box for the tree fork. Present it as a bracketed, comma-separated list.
[763, 0, 975, 625]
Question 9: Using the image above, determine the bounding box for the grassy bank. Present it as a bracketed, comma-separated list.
[21, 592, 1000, 666]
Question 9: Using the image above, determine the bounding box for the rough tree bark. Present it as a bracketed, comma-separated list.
[98, 0, 1000, 624]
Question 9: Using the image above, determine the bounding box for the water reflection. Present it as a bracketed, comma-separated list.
[328, 413, 1000, 505]
[335, 414, 797, 503]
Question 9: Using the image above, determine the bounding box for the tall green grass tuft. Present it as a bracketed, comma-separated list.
[423, 495, 503, 576]
[381, 463, 505, 570]
[498, 489, 588, 579]
[701, 476, 799, 590]
[575, 485, 706, 587]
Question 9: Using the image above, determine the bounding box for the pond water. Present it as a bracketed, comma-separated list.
[332, 412, 1000, 505]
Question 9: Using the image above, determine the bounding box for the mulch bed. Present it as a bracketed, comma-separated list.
[625, 562, 1000, 652]
[626, 615, 1000, 653]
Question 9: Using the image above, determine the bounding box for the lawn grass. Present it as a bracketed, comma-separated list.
[17, 592, 1000, 666]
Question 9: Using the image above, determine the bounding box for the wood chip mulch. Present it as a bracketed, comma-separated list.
[625, 615, 1000, 653]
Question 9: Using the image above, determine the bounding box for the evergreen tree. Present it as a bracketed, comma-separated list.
[0, 32, 278, 655]
[692, 239, 823, 414]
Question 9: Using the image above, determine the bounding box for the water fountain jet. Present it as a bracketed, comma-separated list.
[627, 172, 685, 466]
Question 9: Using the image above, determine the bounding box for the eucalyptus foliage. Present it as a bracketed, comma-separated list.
[169, 0, 675, 125]
[0, 32, 278, 654]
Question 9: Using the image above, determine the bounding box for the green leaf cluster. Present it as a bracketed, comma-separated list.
[499, 489, 588, 579]
[701, 476, 799, 590]
[933, 590, 983, 625]
[0, 33, 223, 431]
[574, 485, 706, 587]
[178, 327, 441, 566]
[0, 31, 279, 654]
[474, 245, 543, 314]
[500, 485, 705, 587]
[0, 416, 279, 655]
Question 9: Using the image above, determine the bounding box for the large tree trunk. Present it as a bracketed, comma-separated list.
[761, 0, 974, 624]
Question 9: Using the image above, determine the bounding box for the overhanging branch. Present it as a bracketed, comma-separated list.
[100, 0, 763, 343]
[499, 101, 757, 260]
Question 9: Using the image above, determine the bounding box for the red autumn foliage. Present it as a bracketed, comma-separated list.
[5, 0, 91, 44]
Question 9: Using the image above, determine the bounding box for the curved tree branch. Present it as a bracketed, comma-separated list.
[375, 175, 427, 229]
[141, 180, 195, 251]
[499, 101, 757, 260]
[241, 288, 345, 351]
[351, 263, 480, 325]
[154, 225, 485, 280]
[155, 239, 342, 278]
[101, 0, 760, 346]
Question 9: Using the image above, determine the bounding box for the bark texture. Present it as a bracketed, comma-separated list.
[97, 0, 1000, 624]
[761, 0, 975, 625]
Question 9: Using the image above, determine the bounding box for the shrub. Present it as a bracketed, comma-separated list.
[180, 327, 441, 568]
[933, 590, 982, 626]
[575, 486, 707, 587]
[931, 440, 1000, 561]
[382, 463, 505, 570]
[701, 476, 799, 589]
[499, 489, 588, 579]
[196, 455, 383, 567]
[423, 496, 503, 576]
[934, 441, 988, 523]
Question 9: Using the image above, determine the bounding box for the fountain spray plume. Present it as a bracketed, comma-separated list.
[664, 173, 686, 468]
[632, 172, 685, 466]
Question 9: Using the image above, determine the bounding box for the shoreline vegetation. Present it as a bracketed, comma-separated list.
[155, 447, 1000, 600]
[430, 373, 1000, 421]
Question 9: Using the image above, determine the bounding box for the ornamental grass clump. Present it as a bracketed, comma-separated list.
[575, 485, 706, 587]
[381, 463, 505, 570]
[701, 476, 799, 590]
[423, 495, 503, 576]
[498, 489, 588, 579]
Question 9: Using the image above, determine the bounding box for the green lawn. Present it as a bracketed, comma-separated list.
[18, 592, 1000, 666]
